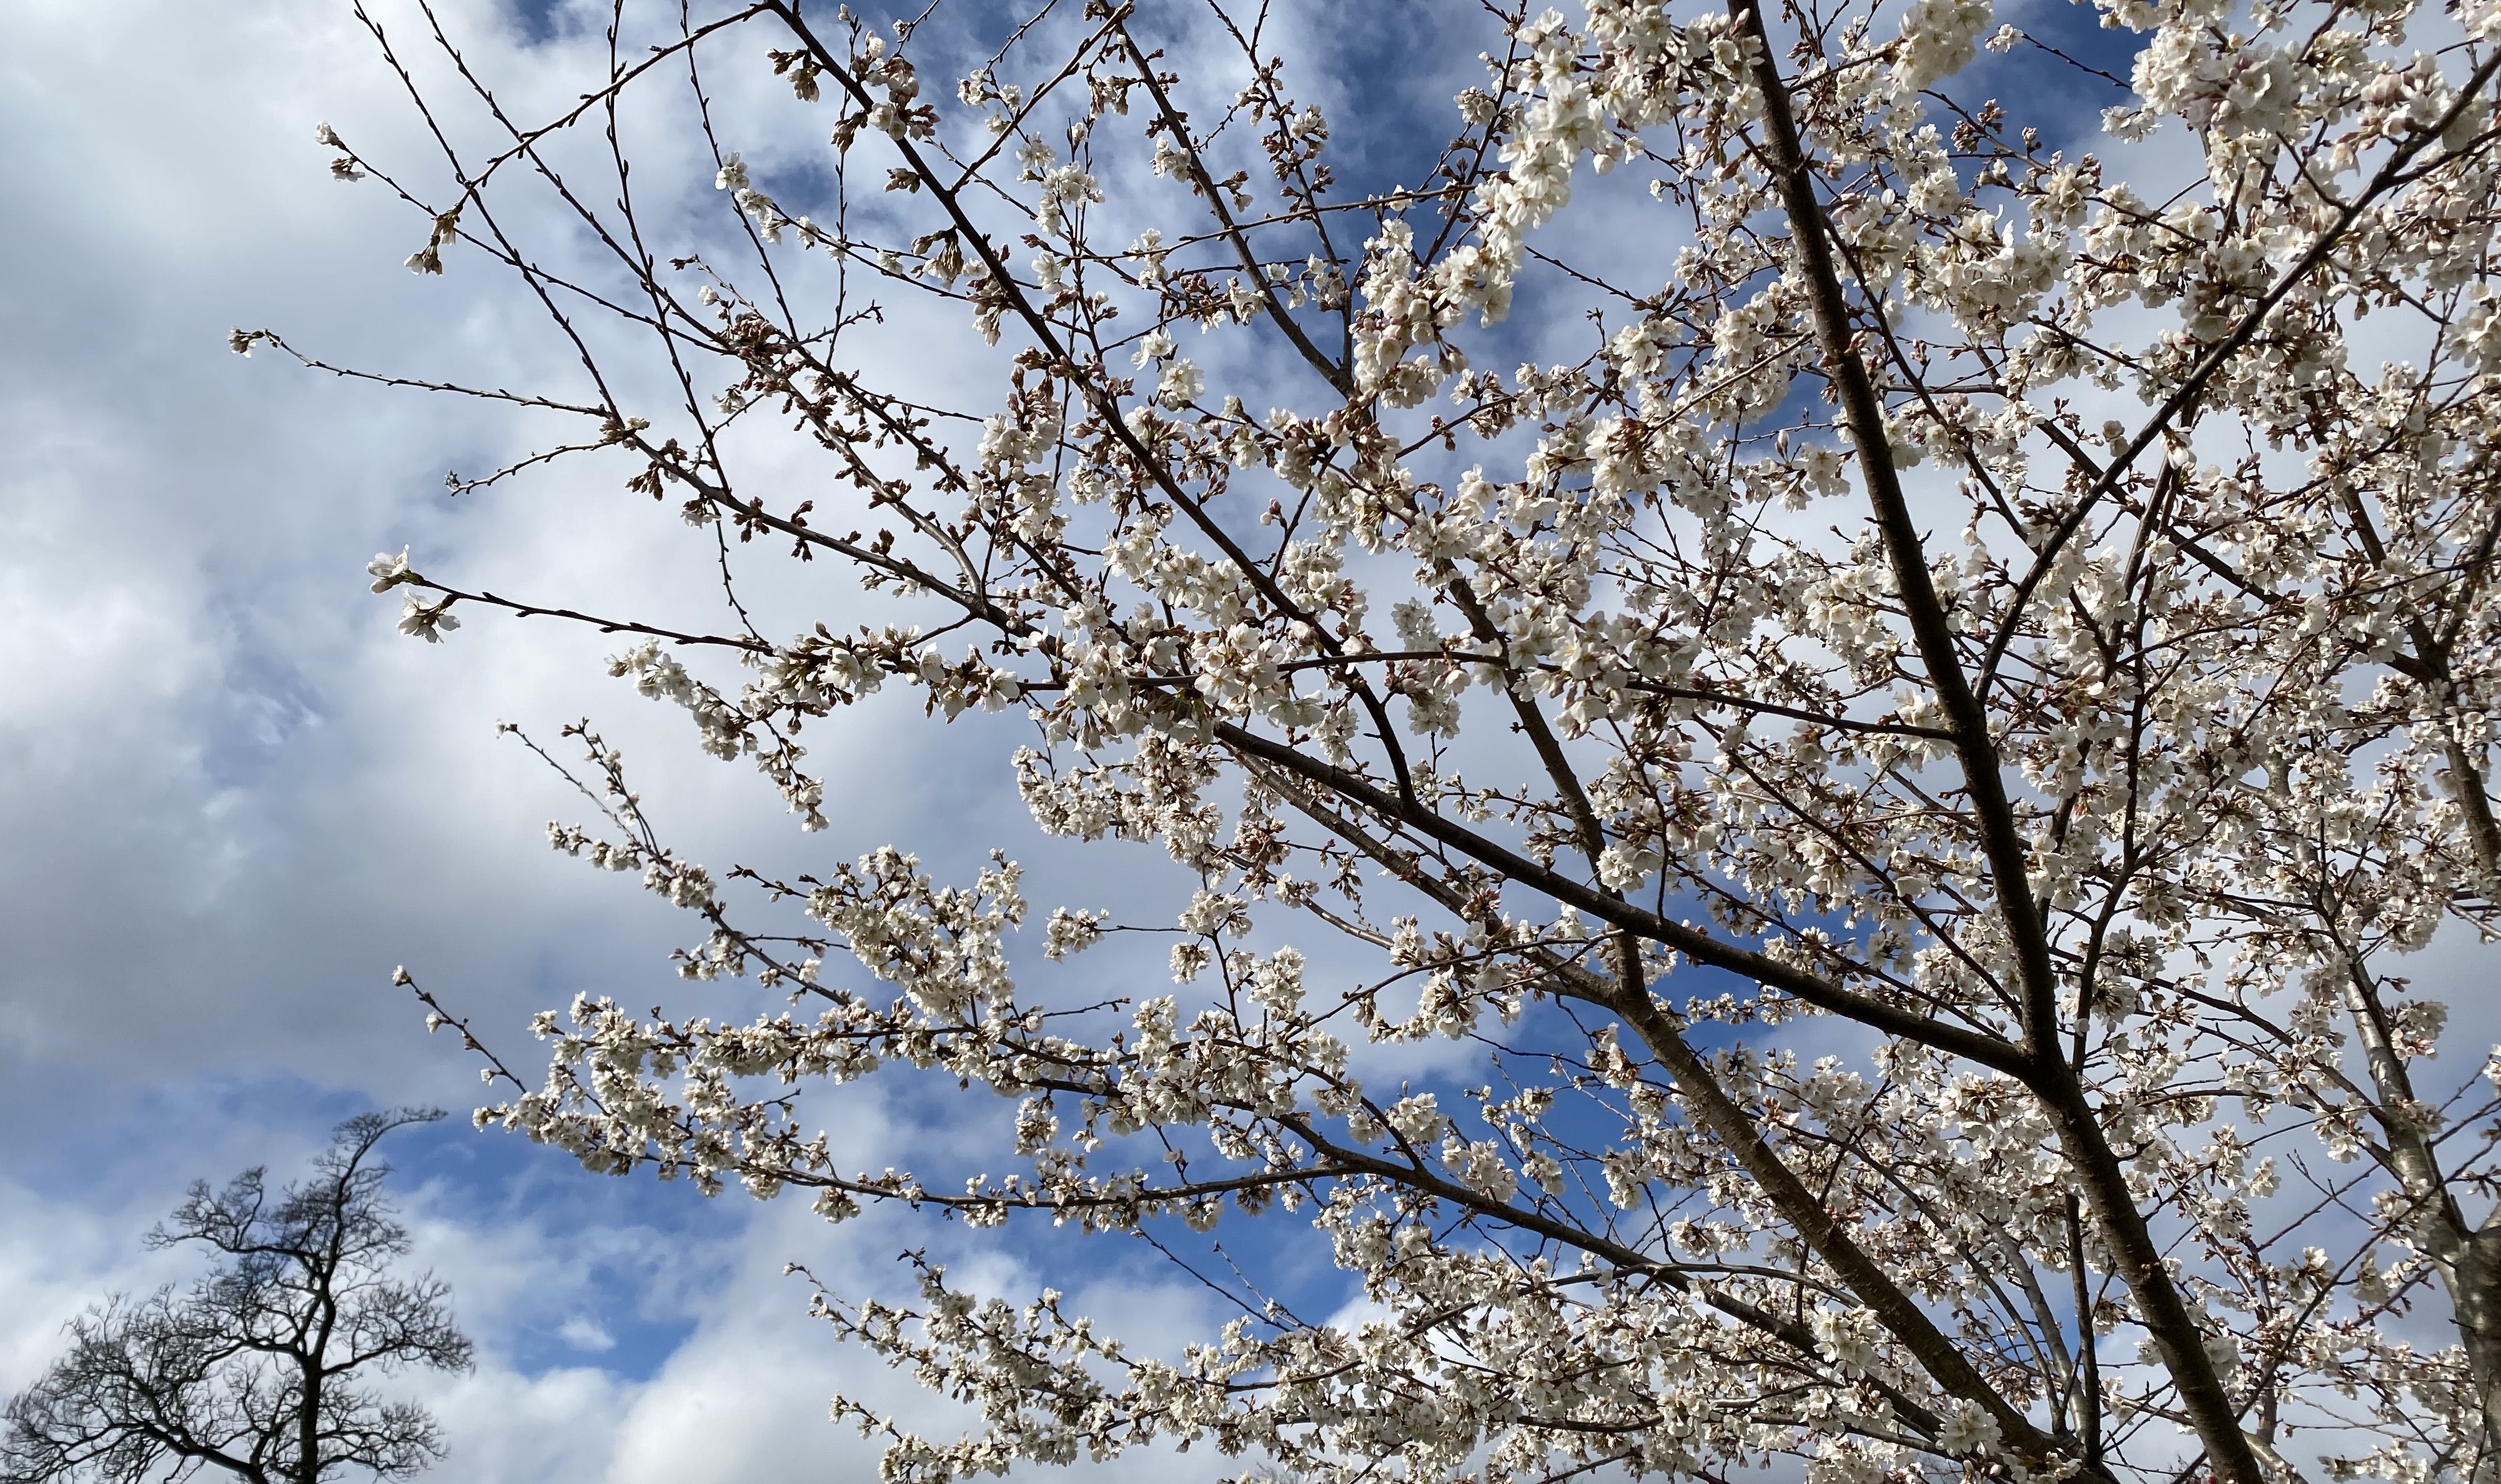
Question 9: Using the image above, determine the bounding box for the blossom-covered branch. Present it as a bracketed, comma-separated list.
[266, 0, 2501, 1478]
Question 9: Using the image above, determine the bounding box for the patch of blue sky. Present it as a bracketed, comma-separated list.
[502, 0, 577, 46]
[399, 1111, 728, 1382]
[1993, 0, 2149, 132]
[4, 1066, 721, 1385]
[200, 640, 326, 791]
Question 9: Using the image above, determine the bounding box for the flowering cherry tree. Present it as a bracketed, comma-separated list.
[245, 0, 2501, 1478]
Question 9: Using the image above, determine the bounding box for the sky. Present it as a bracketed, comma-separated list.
[3, 1, 2494, 1482]
[0, 0, 1189, 1475]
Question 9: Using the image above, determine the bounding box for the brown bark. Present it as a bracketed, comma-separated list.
[1723, 6, 2266, 1481]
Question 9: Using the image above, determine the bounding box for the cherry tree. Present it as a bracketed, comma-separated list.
[242, 0, 2501, 1478]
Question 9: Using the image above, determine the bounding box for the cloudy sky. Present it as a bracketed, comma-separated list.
[0, 0, 1518, 1476]
[0, 0, 1136, 1476]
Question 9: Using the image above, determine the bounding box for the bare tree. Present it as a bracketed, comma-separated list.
[2, 1110, 473, 1484]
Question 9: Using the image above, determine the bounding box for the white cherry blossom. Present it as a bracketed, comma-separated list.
[280, 1, 2501, 1480]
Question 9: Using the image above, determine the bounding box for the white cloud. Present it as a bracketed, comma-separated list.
[557, 1314, 619, 1352]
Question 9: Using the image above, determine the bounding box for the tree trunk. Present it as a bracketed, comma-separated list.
[2446, 1234, 2501, 1483]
